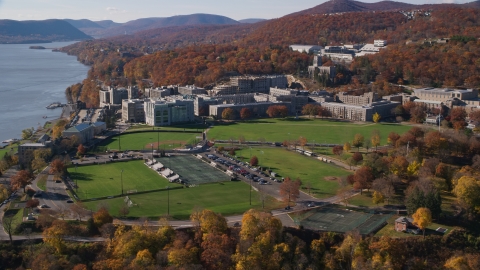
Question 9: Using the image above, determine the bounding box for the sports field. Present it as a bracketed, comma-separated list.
[82, 181, 280, 219]
[290, 207, 391, 235]
[97, 131, 201, 151]
[235, 147, 350, 198]
[208, 118, 411, 145]
[158, 155, 230, 185]
[68, 160, 180, 200]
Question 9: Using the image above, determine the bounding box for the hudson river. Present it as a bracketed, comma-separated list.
[0, 41, 89, 145]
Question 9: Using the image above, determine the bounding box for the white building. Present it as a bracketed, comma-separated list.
[289, 45, 323, 54]
[144, 99, 194, 126]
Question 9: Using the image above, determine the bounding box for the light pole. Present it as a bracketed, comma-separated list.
[75, 165, 78, 192]
[118, 126, 121, 151]
[151, 143, 154, 159]
[121, 169, 124, 195]
[157, 128, 160, 152]
[166, 186, 170, 216]
[249, 177, 252, 205]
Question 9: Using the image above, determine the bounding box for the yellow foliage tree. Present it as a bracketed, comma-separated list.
[412, 207, 432, 238]
[43, 220, 69, 254]
[343, 142, 352, 153]
[453, 176, 480, 215]
[373, 112, 381, 123]
[131, 249, 155, 267]
[372, 191, 385, 206]
[371, 130, 381, 151]
[407, 160, 421, 177]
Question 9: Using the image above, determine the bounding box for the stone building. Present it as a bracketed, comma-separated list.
[99, 86, 128, 106]
[337, 92, 379, 105]
[321, 100, 399, 122]
[122, 99, 145, 123]
[18, 142, 51, 166]
[144, 99, 194, 126]
[209, 102, 293, 119]
[178, 85, 207, 95]
[62, 123, 95, 144]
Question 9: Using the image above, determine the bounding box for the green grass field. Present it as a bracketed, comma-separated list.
[235, 147, 350, 198]
[68, 160, 180, 200]
[83, 181, 281, 219]
[97, 132, 201, 151]
[208, 118, 412, 145]
[0, 144, 18, 158]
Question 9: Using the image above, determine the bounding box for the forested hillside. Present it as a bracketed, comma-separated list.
[60, 7, 480, 107]
[0, 19, 92, 44]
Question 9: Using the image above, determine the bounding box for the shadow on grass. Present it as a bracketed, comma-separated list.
[278, 118, 312, 122]
[70, 172, 96, 181]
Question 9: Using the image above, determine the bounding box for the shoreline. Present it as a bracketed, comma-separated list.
[0, 41, 89, 145]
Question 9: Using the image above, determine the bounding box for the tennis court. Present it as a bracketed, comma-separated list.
[157, 155, 230, 185]
[292, 207, 391, 235]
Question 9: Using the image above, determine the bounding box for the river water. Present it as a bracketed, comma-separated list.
[0, 41, 89, 146]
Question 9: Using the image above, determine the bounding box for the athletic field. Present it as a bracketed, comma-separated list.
[157, 155, 230, 185]
[291, 207, 391, 235]
[208, 118, 411, 145]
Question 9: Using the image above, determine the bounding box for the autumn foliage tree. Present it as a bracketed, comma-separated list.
[352, 133, 364, 151]
[93, 207, 113, 228]
[250, 156, 259, 166]
[77, 144, 86, 156]
[239, 107, 252, 120]
[302, 104, 320, 118]
[266, 105, 288, 118]
[11, 170, 33, 192]
[332, 145, 343, 156]
[353, 166, 374, 194]
[279, 177, 302, 206]
[49, 159, 66, 176]
[221, 108, 235, 120]
[412, 207, 432, 238]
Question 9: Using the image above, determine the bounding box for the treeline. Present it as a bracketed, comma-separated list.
[2, 208, 480, 269]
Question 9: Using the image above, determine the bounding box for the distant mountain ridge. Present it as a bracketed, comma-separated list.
[292, 0, 480, 16]
[0, 19, 91, 44]
[292, 0, 415, 15]
[66, 14, 240, 38]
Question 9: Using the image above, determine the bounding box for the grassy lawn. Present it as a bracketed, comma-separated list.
[68, 160, 181, 200]
[37, 174, 47, 191]
[235, 147, 350, 198]
[83, 181, 281, 220]
[0, 144, 18, 157]
[375, 215, 455, 238]
[97, 132, 201, 151]
[208, 118, 412, 145]
[349, 192, 378, 208]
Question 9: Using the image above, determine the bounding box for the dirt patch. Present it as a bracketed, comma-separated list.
[145, 140, 187, 149]
[324, 176, 339, 181]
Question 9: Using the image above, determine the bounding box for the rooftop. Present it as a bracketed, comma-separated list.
[65, 123, 92, 133]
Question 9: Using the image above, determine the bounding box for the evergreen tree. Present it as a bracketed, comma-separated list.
[406, 186, 425, 215]
[424, 190, 442, 219]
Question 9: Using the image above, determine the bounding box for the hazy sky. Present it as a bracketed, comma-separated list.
[0, 0, 473, 22]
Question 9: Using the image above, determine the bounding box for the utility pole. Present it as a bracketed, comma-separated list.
[166, 186, 170, 216]
[121, 169, 124, 195]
